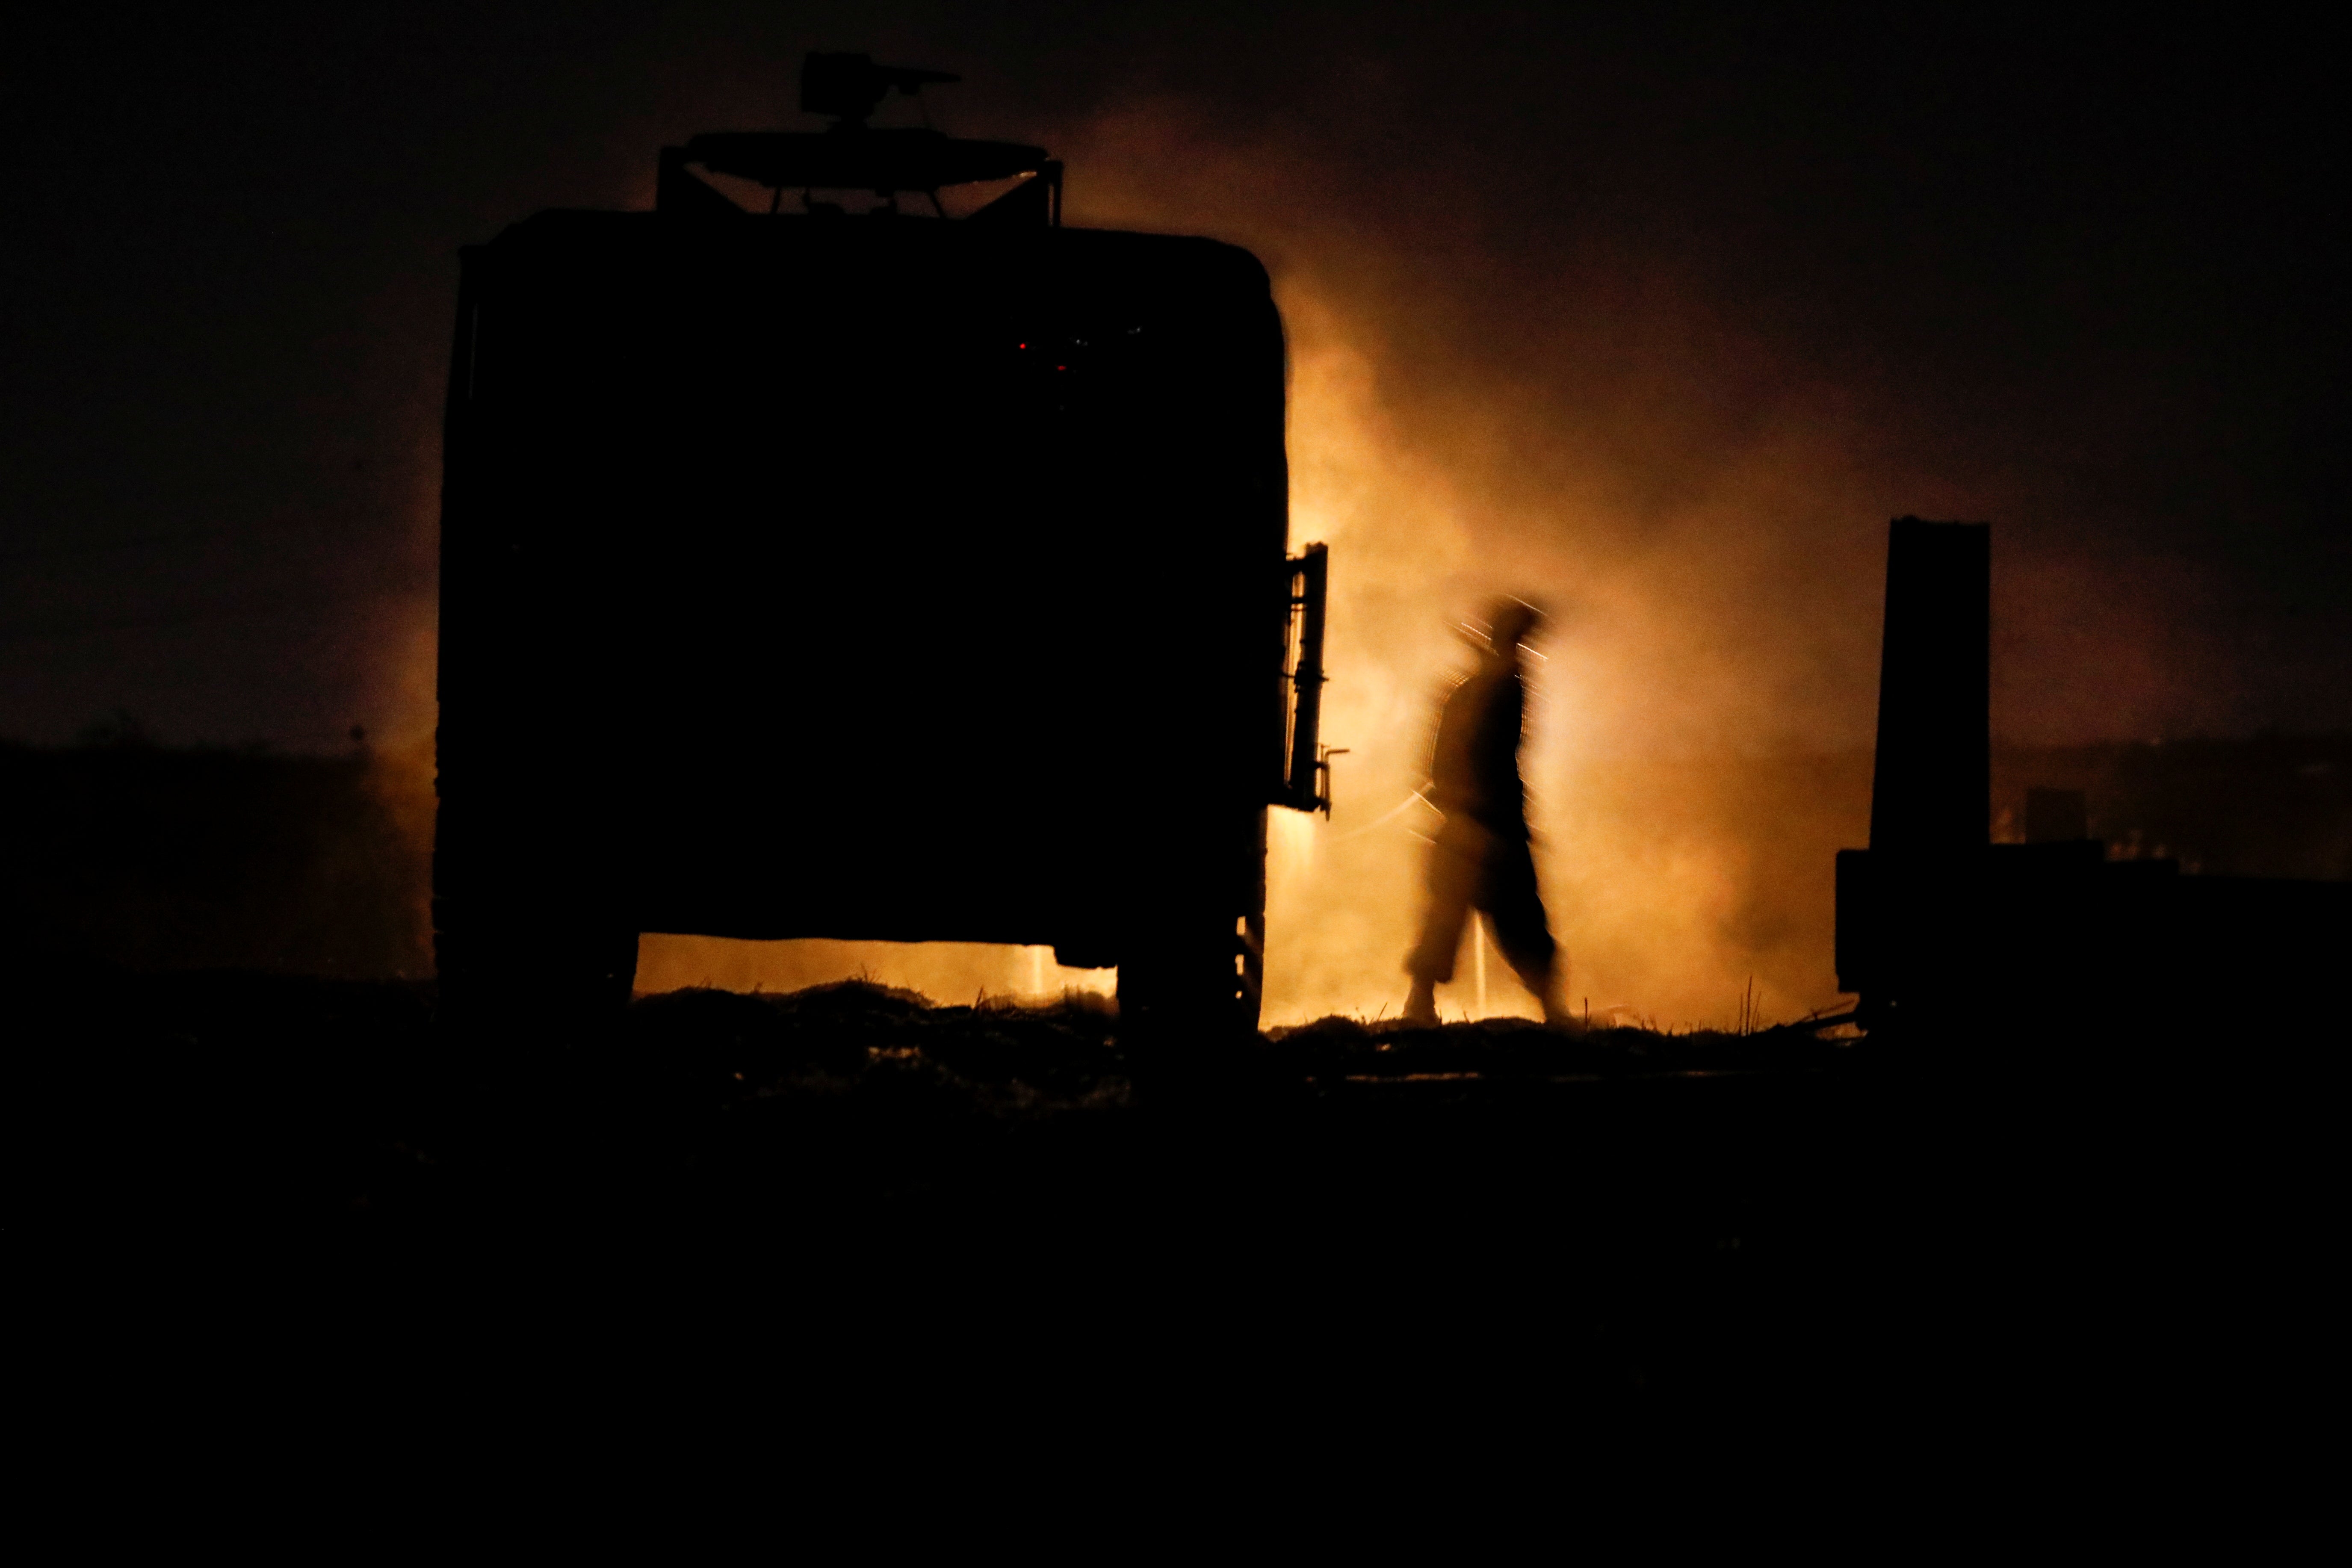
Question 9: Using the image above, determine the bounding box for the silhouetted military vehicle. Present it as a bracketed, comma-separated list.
[435, 56, 1333, 1031]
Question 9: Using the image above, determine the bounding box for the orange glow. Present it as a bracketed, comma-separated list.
[369, 94, 2177, 1029]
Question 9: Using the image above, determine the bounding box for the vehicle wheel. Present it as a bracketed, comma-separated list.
[437, 902, 636, 1035]
[1236, 912, 1265, 1033]
[1118, 910, 1263, 1037]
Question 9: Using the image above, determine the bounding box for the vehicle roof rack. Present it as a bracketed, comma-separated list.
[656, 52, 1061, 224]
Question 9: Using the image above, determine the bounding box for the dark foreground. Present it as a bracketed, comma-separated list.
[35, 971, 2326, 1440]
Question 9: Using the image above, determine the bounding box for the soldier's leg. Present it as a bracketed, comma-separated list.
[1404, 820, 1482, 1024]
[1480, 835, 1572, 1025]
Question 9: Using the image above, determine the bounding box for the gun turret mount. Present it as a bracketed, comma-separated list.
[800, 53, 959, 127]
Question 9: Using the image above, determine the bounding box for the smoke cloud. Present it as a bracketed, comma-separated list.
[384, 18, 2344, 1025]
[650, 95, 1909, 1025]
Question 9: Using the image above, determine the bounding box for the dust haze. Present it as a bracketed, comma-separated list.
[369, 53, 2306, 1027]
[632, 97, 1907, 1026]
[1052, 99, 1900, 1025]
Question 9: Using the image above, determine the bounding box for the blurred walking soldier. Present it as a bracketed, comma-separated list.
[1404, 599, 1574, 1028]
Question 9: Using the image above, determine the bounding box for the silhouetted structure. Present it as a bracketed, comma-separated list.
[1838, 518, 1989, 1024]
[1837, 517, 2349, 1038]
[1404, 600, 1569, 1027]
[436, 55, 1333, 1034]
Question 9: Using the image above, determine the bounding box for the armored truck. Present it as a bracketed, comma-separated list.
[434, 57, 1331, 1032]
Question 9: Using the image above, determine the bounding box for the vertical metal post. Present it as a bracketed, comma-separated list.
[1857, 516, 1989, 1019]
[1870, 518, 1990, 860]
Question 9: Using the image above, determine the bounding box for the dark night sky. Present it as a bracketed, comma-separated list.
[4, 4, 2345, 750]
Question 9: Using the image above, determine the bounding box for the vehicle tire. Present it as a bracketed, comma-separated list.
[1237, 912, 1266, 1033]
[436, 900, 636, 1038]
[433, 787, 636, 1039]
[1118, 909, 1264, 1038]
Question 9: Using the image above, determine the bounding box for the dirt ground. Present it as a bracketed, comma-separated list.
[35, 969, 2318, 1438]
